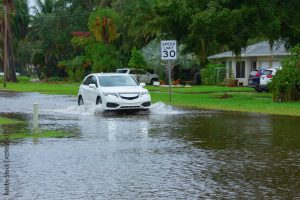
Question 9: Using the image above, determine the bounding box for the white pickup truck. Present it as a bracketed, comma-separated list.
[116, 68, 159, 85]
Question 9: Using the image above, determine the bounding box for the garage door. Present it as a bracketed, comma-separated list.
[272, 61, 282, 68]
[259, 61, 269, 69]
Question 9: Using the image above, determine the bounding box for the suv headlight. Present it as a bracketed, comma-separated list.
[103, 92, 118, 98]
[141, 91, 150, 96]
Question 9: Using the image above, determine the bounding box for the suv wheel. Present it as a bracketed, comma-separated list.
[78, 96, 84, 106]
[96, 96, 102, 105]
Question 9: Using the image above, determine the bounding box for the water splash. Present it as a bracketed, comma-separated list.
[150, 102, 189, 115]
[42, 102, 189, 116]
[42, 105, 104, 116]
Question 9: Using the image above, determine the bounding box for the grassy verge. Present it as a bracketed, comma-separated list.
[0, 82, 79, 95]
[0, 130, 74, 141]
[146, 85, 253, 93]
[150, 92, 300, 116]
[0, 117, 24, 125]
[0, 116, 75, 141]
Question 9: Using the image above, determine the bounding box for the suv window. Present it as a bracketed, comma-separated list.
[129, 70, 137, 74]
[116, 69, 128, 73]
[263, 70, 273, 75]
[83, 76, 92, 85]
[137, 69, 147, 75]
[91, 75, 98, 87]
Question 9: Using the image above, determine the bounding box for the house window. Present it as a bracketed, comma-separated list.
[227, 61, 233, 78]
[236, 61, 245, 78]
[252, 61, 257, 71]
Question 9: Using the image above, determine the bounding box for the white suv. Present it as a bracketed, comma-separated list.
[258, 68, 278, 91]
[116, 68, 158, 85]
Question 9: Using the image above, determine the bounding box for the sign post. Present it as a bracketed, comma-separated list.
[160, 40, 177, 102]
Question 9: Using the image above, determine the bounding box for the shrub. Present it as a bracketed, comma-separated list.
[269, 45, 300, 102]
[201, 63, 226, 85]
[59, 56, 91, 82]
[17, 76, 30, 83]
[0, 76, 30, 83]
[47, 76, 64, 82]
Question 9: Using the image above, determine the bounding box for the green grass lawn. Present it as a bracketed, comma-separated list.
[1, 82, 300, 116]
[0, 117, 24, 125]
[146, 85, 254, 93]
[150, 91, 300, 116]
[0, 82, 79, 95]
[0, 129, 74, 141]
[0, 116, 74, 141]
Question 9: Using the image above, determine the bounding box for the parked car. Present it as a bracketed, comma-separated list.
[116, 68, 159, 85]
[255, 68, 278, 92]
[0, 72, 20, 76]
[78, 73, 151, 110]
[248, 69, 265, 88]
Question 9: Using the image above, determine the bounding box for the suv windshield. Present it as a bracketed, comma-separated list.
[99, 75, 138, 87]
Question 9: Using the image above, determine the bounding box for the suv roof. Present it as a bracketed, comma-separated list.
[93, 73, 130, 76]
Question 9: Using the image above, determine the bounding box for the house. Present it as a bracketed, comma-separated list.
[208, 41, 289, 86]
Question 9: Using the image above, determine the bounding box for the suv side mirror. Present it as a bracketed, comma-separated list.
[140, 83, 146, 87]
[89, 84, 96, 88]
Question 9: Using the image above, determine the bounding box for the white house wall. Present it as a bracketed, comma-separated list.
[257, 56, 284, 69]
[226, 58, 251, 86]
[224, 56, 285, 86]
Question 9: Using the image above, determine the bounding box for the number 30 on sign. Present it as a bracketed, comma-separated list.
[161, 40, 177, 60]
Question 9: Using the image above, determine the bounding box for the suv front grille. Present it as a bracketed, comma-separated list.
[119, 93, 140, 100]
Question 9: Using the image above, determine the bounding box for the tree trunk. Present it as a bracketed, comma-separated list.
[3, 6, 9, 86]
[7, 27, 16, 82]
[3, 4, 17, 82]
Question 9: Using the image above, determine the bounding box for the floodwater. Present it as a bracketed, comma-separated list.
[0, 91, 300, 199]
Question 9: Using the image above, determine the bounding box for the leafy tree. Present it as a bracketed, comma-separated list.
[269, 45, 300, 102]
[88, 43, 121, 72]
[113, 0, 158, 57]
[279, 0, 300, 46]
[29, 0, 89, 78]
[128, 47, 147, 82]
[153, 0, 192, 42]
[128, 47, 146, 68]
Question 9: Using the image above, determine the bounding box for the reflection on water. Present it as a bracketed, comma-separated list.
[0, 92, 300, 199]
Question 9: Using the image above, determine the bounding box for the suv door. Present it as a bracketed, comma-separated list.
[88, 75, 99, 104]
[81, 75, 92, 103]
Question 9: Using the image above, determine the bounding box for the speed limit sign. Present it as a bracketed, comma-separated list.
[160, 40, 177, 60]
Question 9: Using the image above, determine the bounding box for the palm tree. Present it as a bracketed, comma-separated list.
[88, 8, 120, 45]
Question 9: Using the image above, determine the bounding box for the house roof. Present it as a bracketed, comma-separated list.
[208, 41, 289, 59]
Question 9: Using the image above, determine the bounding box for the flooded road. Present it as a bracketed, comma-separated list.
[1, 91, 300, 199]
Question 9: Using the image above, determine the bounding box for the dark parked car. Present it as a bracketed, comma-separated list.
[248, 69, 265, 89]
